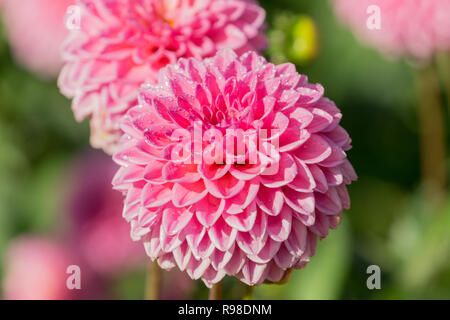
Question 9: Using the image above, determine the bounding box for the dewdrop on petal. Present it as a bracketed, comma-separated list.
[112, 49, 357, 287]
[58, 0, 267, 154]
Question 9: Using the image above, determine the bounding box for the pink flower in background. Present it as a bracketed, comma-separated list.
[1, 0, 73, 78]
[58, 0, 267, 154]
[67, 151, 143, 274]
[333, 0, 450, 60]
[112, 49, 356, 287]
[3, 237, 79, 300]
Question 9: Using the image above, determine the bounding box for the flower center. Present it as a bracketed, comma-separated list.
[151, 0, 202, 28]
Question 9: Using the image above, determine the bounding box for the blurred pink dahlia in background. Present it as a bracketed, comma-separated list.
[58, 0, 267, 154]
[1, 0, 73, 78]
[66, 151, 143, 274]
[332, 0, 450, 60]
[112, 49, 357, 287]
[3, 237, 87, 300]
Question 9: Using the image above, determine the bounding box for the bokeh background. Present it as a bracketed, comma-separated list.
[0, 0, 449, 299]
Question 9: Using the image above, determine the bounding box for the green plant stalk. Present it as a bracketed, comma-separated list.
[436, 52, 450, 110]
[242, 285, 254, 300]
[146, 261, 162, 300]
[208, 281, 223, 300]
[416, 60, 447, 208]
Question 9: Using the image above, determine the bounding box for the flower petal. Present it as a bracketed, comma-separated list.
[288, 158, 316, 192]
[142, 183, 173, 208]
[283, 188, 315, 216]
[256, 186, 284, 216]
[208, 218, 238, 251]
[315, 187, 342, 215]
[204, 173, 246, 199]
[162, 207, 193, 236]
[221, 180, 257, 215]
[223, 202, 257, 232]
[294, 134, 332, 164]
[162, 162, 201, 183]
[194, 194, 225, 228]
[267, 206, 292, 242]
[260, 153, 297, 188]
[172, 180, 208, 207]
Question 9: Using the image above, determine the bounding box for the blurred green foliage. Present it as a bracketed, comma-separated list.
[0, 0, 449, 299]
[268, 13, 319, 66]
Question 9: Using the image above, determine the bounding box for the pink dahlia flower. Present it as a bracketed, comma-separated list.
[58, 0, 267, 154]
[1, 0, 73, 78]
[333, 0, 450, 60]
[3, 237, 78, 300]
[112, 49, 356, 287]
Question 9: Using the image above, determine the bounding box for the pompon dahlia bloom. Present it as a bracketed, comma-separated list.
[3, 237, 104, 300]
[333, 0, 450, 60]
[112, 49, 356, 287]
[58, 0, 267, 154]
[1, 0, 73, 78]
[3, 237, 77, 300]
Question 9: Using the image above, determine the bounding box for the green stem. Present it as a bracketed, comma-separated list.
[416, 60, 447, 208]
[242, 285, 254, 300]
[146, 261, 162, 300]
[208, 281, 223, 300]
[436, 52, 450, 110]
